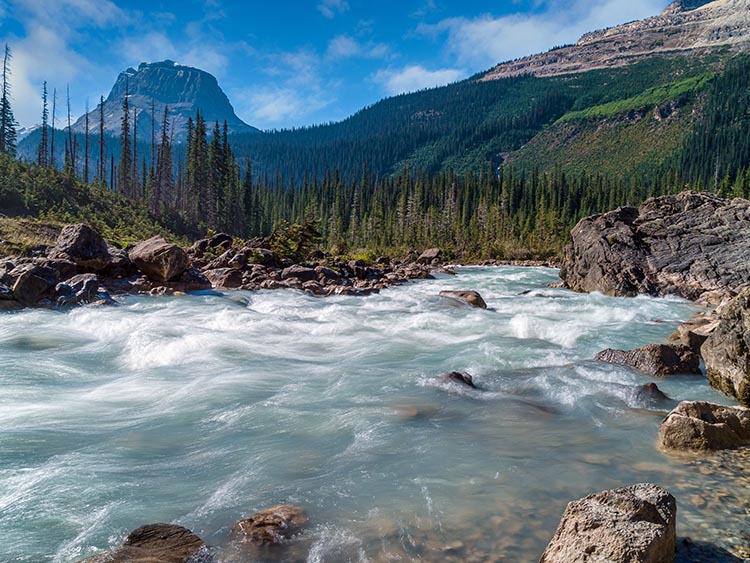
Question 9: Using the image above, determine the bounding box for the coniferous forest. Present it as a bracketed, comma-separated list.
[4, 49, 750, 258]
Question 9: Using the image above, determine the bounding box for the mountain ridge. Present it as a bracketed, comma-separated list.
[71, 60, 258, 142]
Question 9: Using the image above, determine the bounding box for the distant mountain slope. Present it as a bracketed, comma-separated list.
[72, 60, 258, 142]
[481, 0, 750, 80]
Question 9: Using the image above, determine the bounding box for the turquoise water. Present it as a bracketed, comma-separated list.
[0, 267, 745, 562]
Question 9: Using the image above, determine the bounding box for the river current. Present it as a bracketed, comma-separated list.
[1, 267, 747, 562]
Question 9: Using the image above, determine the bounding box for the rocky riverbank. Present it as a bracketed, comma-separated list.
[0, 224, 444, 312]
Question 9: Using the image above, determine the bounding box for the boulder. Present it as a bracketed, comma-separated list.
[128, 237, 189, 283]
[417, 248, 441, 265]
[316, 266, 341, 284]
[560, 192, 750, 299]
[11, 265, 58, 304]
[441, 371, 478, 388]
[49, 224, 111, 271]
[204, 267, 243, 289]
[595, 344, 700, 377]
[230, 504, 307, 546]
[658, 401, 750, 452]
[55, 273, 101, 307]
[178, 268, 212, 290]
[77, 523, 207, 563]
[0, 283, 13, 300]
[101, 247, 134, 278]
[539, 483, 676, 563]
[281, 264, 318, 283]
[668, 316, 719, 354]
[700, 288, 750, 406]
[439, 290, 488, 309]
[44, 258, 78, 281]
[635, 383, 672, 406]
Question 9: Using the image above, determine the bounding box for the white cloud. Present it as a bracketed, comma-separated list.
[373, 65, 464, 96]
[420, 0, 666, 70]
[317, 0, 349, 19]
[236, 87, 333, 125]
[325, 35, 390, 60]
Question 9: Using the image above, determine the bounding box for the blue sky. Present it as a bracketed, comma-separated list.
[0, 0, 669, 131]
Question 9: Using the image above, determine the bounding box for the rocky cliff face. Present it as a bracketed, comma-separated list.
[481, 0, 750, 81]
[559, 191, 750, 300]
[72, 60, 257, 142]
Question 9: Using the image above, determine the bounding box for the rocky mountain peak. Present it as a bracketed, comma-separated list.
[481, 0, 750, 81]
[73, 60, 257, 142]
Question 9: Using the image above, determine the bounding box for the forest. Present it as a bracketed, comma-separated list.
[3, 48, 750, 259]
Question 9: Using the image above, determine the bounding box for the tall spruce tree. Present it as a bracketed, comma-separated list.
[37, 81, 49, 167]
[98, 95, 105, 185]
[119, 82, 132, 197]
[0, 44, 17, 157]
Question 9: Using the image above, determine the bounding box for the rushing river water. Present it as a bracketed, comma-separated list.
[1, 267, 748, 563]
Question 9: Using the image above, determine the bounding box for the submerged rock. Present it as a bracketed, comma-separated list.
[635, 383, 672, 406]
[560, 192, 750, 299]
[539, 483, 676, 563]
[658, 401, 750, 452]
[49, 223, 111, 272]
[128, 237, 189, 283]
[78, 523, 208, 563]
[595, 344, 700, 377]
[441, 371, 478, 388]
[230, 504, 307, 545]
[438, 290, 488, 309]
[701, 288, 750, 406]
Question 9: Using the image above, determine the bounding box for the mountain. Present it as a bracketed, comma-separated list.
[481, 0, 750, 80]
[71, 60, 258, 142]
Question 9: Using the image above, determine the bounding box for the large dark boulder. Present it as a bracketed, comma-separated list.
[55, 273, 102, 307]
[77, 523, 208, 563]
[128, 237, 189, 283]
[658, 401, 750, 452]
[539, 483, 676, 563]
[204, 267, 243, 289]
[560, 192, 750, 299]
[595, 344, 701, 377]
[417, 248, 441, 265]
[11, 265, 58, 304]
[700, 288, 750, 406]
[230, 504, 307, 546]
[49, 224, 111, 271]
[281, 264, 318, 283]
[439, 290, 487, 309]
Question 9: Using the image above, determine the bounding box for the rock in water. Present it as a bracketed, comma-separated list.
[55, 273, 102, 307]
[77, 523, 207, 563]
[560, 192, 750, 299]
[11, 265, 58, 304]
[658, 401, 750, 452]
[595, 344, 701, 377]
[635, 383, 672, 405]
[539, 483, 676, 563]
[439, 290, 488, 309]
[700, 288, 750, 406]
[417, 248, 442, 264]
[441, 371, 478, 388]
[230, 504, 307, 545]
[128, 237, 189, 283]
[49, 224, 111, 271]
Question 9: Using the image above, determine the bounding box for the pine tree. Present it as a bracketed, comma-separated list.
[37, 82, 49, 168]
[84, 99, 89, 184]
[98, 95, 106, 185]
[118, 82, 132, 197]
[50, 87, 56, 169]
[0, 44, 17, 157]
[153, 105, 173, 215]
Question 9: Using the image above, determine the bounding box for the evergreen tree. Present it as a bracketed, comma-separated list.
[119, 82, 132, 197]
[37, 82, 49, 168]
[0, 44, 17, 157]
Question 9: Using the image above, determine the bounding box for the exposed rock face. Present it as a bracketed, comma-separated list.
[482, 0, 750, 81]
[417, 248, 442, 265]
[595, 344, 701, 377]
[72, 60, 257, 141]
[230, 504, 307, 546]
[55, 273, 101, 307]
[439, 290, 488, 309]
[700, 288, 750, 406]
[78, 523, 207, 563]
[539, 483, 677, 563]
[49, 224, 111, 271]
[128, 237, 189, 283]
[658, 401, 750, 451]
[668, 316, 720, 354]
[560, 192, 750, 300]
[204, 267, 243, 289]
[281, 264, 318, 283]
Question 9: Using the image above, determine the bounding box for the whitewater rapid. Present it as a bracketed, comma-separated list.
[1, 267, 745, 562]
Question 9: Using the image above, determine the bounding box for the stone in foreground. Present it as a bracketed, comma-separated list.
[700, 288, 750, 406]
[78, 523, 208, 563]
[595, 344, 700, 377]
[539, 483, 676, 563]
[128, 236, 189, 283]
[230, 504, 307, 546]
[49, 223, 111, 271]
[560, 192, 750, 299]
[439, 290, 488, 309]
[658, 401, 750, 452]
